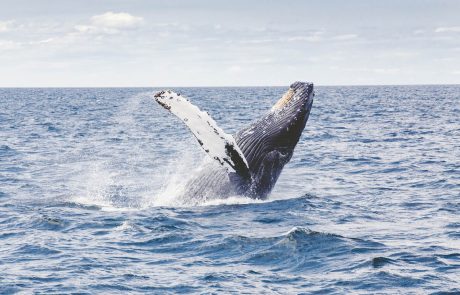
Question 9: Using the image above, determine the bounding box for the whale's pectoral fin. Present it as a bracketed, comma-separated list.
[154, 90, 251, 180]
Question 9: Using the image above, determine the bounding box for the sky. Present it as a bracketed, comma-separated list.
[0, 0, 459, 86]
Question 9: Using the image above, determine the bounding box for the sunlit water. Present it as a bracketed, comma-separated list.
[0, 86, 459, 294]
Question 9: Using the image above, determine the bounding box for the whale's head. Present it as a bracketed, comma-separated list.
[268, 81, 314, 149]
[235, 81, 314, 198]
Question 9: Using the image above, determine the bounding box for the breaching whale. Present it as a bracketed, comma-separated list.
[154, 81, 314, 203]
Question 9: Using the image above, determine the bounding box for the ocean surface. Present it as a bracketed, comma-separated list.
[0, 85, 459, 294]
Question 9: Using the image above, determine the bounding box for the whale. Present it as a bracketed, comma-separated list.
[154, 81, 314, 203]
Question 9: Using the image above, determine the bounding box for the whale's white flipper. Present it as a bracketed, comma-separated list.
[154, 90, 250, 179]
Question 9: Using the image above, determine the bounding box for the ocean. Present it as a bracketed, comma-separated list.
[0, 85, 459, 294]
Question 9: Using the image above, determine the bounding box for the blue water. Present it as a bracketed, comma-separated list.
[0, 86, 459, 294]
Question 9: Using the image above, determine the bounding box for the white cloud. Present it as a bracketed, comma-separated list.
[332, 34, 358, 41]
[35, 38, 55, 44]
[91, 12, 143, 29]
[240, 38, 275, 44]
[74, 25, 94, 33]
[413, 29, 425, 35]
[377, 50, 419, 58]
[435, 26, 460, 33]
[0, 20, 13, 32]
[452, 70, 460, 75]
[249, 58, 274, 64]
[286, 35, 322, 42]
[373, 68, 401, 74]
[74, 12, 144, 34]
[0, 40, 21, 50]
[228, 65, 242, 72]
[286, 32, 357, 42]
[434, 57, 456, 62]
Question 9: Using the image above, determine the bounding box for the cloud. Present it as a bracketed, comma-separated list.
[286, 32, 357, 42]
[435, 26, 460, 33]
[287, 36, 320, 42]
[240, 38, 276, 44]
[74, 12, 144, 34]
[332, 34, 358, 41]
[0, 40, 21, 50]
[376, 50, 419, 59]
[373, 68, 401, 74]
[91, 12, 143, 29]
[74, 25, 95, 33]
[0, 20, 13, 32]
[228, 65, 242, 72]
[248, 58, 274, 64]
[35, 38, 55, 44]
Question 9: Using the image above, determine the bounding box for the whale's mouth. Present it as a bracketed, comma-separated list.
[271, 82, 313, 112]
[272, 88, 295, 111]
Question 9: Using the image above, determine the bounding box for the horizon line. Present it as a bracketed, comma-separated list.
[0, 83, 459, 88]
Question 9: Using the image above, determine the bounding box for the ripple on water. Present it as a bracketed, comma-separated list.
[1, 86, 460, 293]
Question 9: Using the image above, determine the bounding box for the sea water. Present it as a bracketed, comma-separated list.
[0, 85, 459, 293]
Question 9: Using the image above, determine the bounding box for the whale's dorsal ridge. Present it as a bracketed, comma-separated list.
[154, 90, 251, 180]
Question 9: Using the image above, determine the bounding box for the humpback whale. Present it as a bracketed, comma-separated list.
[154, 81, 314, 203]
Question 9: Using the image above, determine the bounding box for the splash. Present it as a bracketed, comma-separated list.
[71, 150, 268, 209]
[68, 91, 276, 210]
[200, 195, 265, 206]
[68, 91, 213, 209]
[147, 149, 203, 207]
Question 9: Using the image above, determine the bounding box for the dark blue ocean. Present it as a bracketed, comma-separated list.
[1, 86, 459, 294]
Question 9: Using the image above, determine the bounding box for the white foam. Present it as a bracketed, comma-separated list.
[201, 195, 266, 206]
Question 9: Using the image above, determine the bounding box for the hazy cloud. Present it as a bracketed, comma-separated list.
[0, 1, 459, 86]
[0, 20, 13, 32]
[435, 26, 460, 33]
[228, 65, 242, 72]
[373, 68, 401, 74]
[0, 40, 21, 50]
[413, 29, 425, 35]
[240, 38, 276, 44]
[286, 32, 357, 42]
[332, 34, 358, 41]
[286, 32, 323, 42]
[376, 50, 419, 59]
